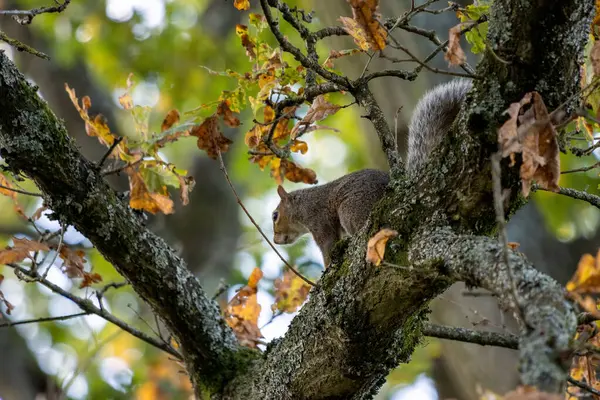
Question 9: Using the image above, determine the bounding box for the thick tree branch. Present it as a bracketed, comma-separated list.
[411, 228, 576, 392]
[0, 53, 249, 396]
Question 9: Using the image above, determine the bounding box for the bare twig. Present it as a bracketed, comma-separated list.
[215, 150, 316, 287]
[0, 31, 49, 59]
[533, 185, 600, 210]
[491, 152, 524, 324]
[97, 137, 123, 169]
[0, 312, 89, 328]
[0, 184, 42, 197]
[423, 322, 518, 349]
[43, 223, 65, 279]
[567, 376, 600, 397]
[561, 161, 600, 174]
[0, 0, 72, 24]
[5, 263, 181, 359]
[101, 158, 142, 176]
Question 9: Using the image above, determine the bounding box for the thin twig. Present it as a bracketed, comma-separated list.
[5, 263, 181, 359]
[561, 161, 600, 174]
[215, 150, 316, 287]
[97, 137, 123, 169]
[533, 185, 600, 210]
[101, 158, 142, 176]
[491, 152, 525, 325]
[0, 184, 42, 197]
[567, 376, 600, 396]
[43, 223, 65, 279]
[0, 0, 71, 24]
[422, 322, 518, 349]
[0, 31, 49, 59]
[0, 312, 89, 328]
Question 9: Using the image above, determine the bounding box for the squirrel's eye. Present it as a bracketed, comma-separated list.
[272, 211, 279, 222]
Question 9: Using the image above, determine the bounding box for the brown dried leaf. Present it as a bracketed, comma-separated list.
[0, 275, 14, 315]
[497, 92, 559, 197]
[339, 0, 387, 51]
[366, 228, 398, 266]
[190, 115, 233, 160]
[161, 109, 180, 132]
[128, 169, 174, 215]
[271, 269, 311, 313]
[0, 237, 50, 265]
[291, 96, 341, 138]
[177, 175, 195, 206]
[445, 25, 466, 66]
[65, 84, 117, 147]
[31, 205, 48, 221]
[236, 24, 256, 60]
[217, 100, 241, 127]
[323, 48, 363, 68]
[224, 268, 264, 348]
[271, 159, 318, 185]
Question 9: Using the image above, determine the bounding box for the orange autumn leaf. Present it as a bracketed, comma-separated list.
[566, 249, 600, 293]
[271, 269, 311, 313]
[65, 84, 117, 147]
[190, 115, 234, 160]
[233, 0, 250, 10]
[0, 174, 15, 199]
[0, 237, 50, 265]
[271, 159, 317, 185]
[217, 100, 241, 127]
[290, 140, 308, 154]
[128, 169, 174, 215]
[161, 109, 180, 132]
[224, 267, 264, 348]
[366, 228, 398, 266]
[445, 25, 466, 66]
[339, 0, 387, 51]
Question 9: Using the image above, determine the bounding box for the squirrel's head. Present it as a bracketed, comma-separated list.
[272, 185, 308, 245]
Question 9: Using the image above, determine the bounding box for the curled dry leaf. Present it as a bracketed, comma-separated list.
[272, 269, 311, 313]
[58, 246, 103, 288]
[224, 267, 264, 348]
[65, 84, 117, 147]
[217, 100, 241, 128]
[271, 159, 318, 185]
[497, 92, 560, 197]
[291, 95, 341, 138]
[339, 0, 387, 51]
[323, 49, 363, 68]
[128, 168, 174, 215]
[366, 228, 398, 266]
[0, 237, 50, 265]
[177, 175, 195, 206]
[119, 72, 135, 110]
[190, 115, 234, 160]
[445, 25, 467, 66]
[236, 24, 256, 60]
[161, 109, 180, 132]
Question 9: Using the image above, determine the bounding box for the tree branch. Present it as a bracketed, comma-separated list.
[423, 323, 519, 350]
[0, 52, 249, 396]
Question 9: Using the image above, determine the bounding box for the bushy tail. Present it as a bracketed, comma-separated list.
[406, 80, 472, 173]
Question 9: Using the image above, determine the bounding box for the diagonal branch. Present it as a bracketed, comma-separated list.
[0, 52, 250, 396]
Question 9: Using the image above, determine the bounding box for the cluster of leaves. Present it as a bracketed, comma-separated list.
[456, 1, 491, 55]
[223, 267, 310, 348]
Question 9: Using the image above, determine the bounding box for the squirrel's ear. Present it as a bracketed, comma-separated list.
[277, 185, 289, 200]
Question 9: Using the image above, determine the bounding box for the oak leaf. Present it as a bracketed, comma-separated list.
[217, 100, 241, 127]
[366, 228, 398, 266]
[119, 72, 135, 110]
[445, 25, 467, 66]
[236, 24, 256, 60]
[58, 246, 102, 288]
[339, 0, 387, 51]
[190, 115, 233, 160]
[65, 84, 117, 147]
[566, 249, 600, 293]
[128, 169, 174, 215]
[0, 237, 49, 265]
[291, 95, 341, 138]
[272, 159, 317, 185]
[224, 268, 264, 348]
[272, 269, 311, 313]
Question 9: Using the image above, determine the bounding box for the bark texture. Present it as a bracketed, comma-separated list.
[0, 0, 594, 398]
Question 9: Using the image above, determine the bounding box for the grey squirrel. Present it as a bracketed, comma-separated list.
[272, 80, 472, 267]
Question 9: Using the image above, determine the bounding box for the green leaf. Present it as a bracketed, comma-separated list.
[139, 163, 181, 192]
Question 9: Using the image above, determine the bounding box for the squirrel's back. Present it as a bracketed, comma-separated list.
[407, 79, 472, 173]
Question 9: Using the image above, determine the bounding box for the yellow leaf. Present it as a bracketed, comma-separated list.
[224, 267, 264, 348]
[128, 169, 174, 215]
[366, 228, 398, 266]
[233, 0, 250, 10]
[271, 269, 311, 313]
[566, 250, 600, 293]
